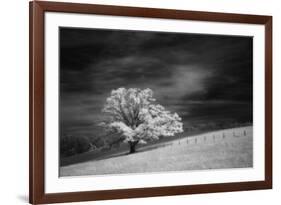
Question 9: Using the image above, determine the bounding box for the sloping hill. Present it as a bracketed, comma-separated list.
[60, 126, 253, 177]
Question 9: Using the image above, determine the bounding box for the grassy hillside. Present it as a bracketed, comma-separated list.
[60, 126, 253, 177]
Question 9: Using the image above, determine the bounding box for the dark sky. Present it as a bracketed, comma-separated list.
[59, 27, 253, 137]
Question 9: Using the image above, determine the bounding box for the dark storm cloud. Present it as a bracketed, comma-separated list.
[59, 27, 253, 137]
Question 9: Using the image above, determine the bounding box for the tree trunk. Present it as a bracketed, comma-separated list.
[129, 141, 138, 154]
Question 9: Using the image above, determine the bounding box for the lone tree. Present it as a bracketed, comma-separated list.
[100, 88, 183, 153]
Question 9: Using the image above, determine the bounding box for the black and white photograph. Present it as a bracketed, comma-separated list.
[59, 27, 253, 177]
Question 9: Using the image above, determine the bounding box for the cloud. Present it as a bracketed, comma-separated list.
[59, 27, 253, 137]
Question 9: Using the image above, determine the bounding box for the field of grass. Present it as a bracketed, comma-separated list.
[60, 126, 253, 177]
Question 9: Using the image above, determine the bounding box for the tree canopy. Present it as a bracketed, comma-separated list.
[100, 88, 183, 153]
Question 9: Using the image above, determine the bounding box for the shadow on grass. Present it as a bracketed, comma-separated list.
[60, 128, 214, 167]
[60, 125, 252, 167]
[60, 142, 173, 167]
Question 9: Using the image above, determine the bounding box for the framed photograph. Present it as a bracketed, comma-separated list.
[29, 1, 272, 204]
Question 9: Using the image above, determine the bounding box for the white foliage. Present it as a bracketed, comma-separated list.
[101, 88, 183, 144]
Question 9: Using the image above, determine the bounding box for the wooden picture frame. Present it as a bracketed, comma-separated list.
[29, 1, 272, 204]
